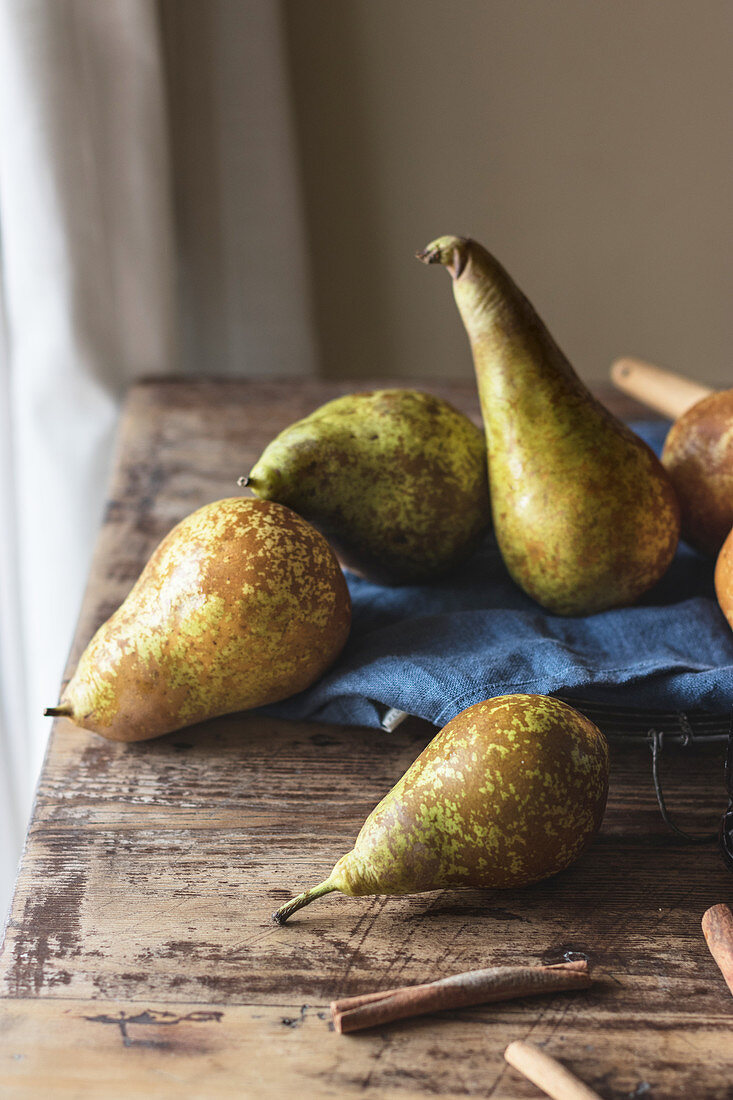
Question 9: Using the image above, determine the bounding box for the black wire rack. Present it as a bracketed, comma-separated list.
[558, 697, 733, 869]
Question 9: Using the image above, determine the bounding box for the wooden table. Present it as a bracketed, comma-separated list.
[1, 380, 731, 1099]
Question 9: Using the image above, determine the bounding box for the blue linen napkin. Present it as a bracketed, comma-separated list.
[265, 422, 733, 729]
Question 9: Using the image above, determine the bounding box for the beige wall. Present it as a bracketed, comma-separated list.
[160, 0, 318, 378]
[165, 1, 733, 389]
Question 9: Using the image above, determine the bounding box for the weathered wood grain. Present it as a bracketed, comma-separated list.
[1, 380, 731, 1099]
[2, 995, 733, 1099]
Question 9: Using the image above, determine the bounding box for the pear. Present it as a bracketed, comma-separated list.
[714, 525, 733, 630]
[242, 389, 490, 585]
[661, 389, 733, 556]
[273, 694, 609, 923]
[45, 498, 351, 741]
[418, 237, 680, 616]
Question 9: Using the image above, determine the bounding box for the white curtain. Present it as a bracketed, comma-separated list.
[0, 0, 317, 917]
[0, 0, 176, 915]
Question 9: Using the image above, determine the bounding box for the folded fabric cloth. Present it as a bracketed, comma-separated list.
[265, 422, 733, 729]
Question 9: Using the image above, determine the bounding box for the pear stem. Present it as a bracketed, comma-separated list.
[237, 476, 250, 488]
[44, 705, 72, 717]
[415, 236, 469, 279]
[272, 879, 339, 925]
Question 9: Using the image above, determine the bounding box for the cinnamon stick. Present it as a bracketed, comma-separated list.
[702, 903, 733, 997]
[504, 1039, 602, 1100]
[331, 960, 591, 1034]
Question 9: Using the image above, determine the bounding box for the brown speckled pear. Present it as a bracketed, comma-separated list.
[714, 526, 733, 629]
[273, 694, 609, 923]
[418, 236, 680, 616]
[662, 389, 733, 556]
[243, 389, 490, 585]
[45, 498, 351, 742]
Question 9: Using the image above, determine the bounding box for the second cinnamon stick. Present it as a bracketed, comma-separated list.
[702, 903, 733, 997]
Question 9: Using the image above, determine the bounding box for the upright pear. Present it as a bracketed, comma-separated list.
[418, 237, 680, 616]
[244, 389, 490, 585]
[273, 694, 609, 923]
[46, 498, 351, 741]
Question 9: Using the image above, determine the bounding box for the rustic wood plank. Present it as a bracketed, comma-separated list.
[1, 379, 731, 1098]
[1, 719, 730, 1011]
[2, 995, 733, 1100]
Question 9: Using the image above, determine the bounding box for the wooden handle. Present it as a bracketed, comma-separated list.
[610, 357, 714, 420]
[504, 1040, 602, 1100]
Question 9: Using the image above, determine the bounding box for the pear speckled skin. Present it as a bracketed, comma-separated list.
[51, 498, 351, 742]
[418, 237, 680, 616]
[714, 526, 733, 630]
[245, 389, 490, 585]
[662, 389, 733, 556]
[274, 694, 609, 922]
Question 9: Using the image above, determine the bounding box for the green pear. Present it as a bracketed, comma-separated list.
[418, 237, 680, 615]
[273, 694, 608, 923]
[45, 498, 351, 741]
[242, 389, 490, 585]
